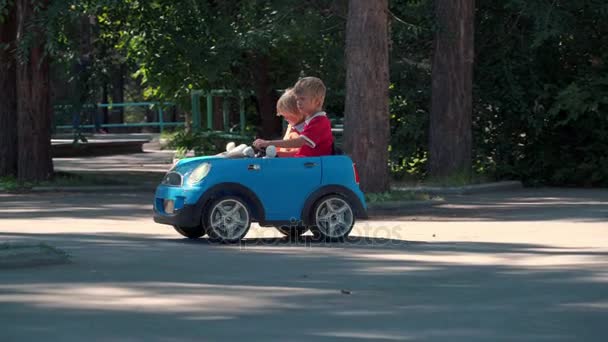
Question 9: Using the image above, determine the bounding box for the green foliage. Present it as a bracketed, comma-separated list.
[86, 0, 347, 106]
[388, 92, 429, 180]
[365, 191, 433, 204]
[425, 172, 489, 187]
[474, 0, 608, 186]
[15, 0, 607, 187]
[386, 0, 432, 181]
[0, 0, 13, 24]
[0, 176, 30, 191]
[388, 0, 608, 187]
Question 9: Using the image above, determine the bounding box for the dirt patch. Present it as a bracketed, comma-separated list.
[0, 243, 71, 269]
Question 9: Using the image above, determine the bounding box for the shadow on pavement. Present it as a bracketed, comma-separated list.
[2, 188, 608, 223]
[372, 188, 608, 222]
[0, 192, 154, 221]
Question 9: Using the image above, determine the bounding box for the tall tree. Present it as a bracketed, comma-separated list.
[428, 0, 475, 179]
[16, 0, 53, 181]
[111, 63, 125, 124]
[344, 0, 390, 192]
[93, 0, 345, 136]
[0, 2, 17, 177]
[251, 54, 281, 137]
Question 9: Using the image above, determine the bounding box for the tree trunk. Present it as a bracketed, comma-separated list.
[170, 106, 177, 123]
[344, 0, 390, 193]
[0, 5, 18, 177]
[144, 107, 156, 133]
[213, 96, 223, 130]
[16, 0, 53, 182]
[252, 55, 281, 138]
[101, 82, 109, 124]
[110, 63, 125, 123]
[428, 0, 475, 180]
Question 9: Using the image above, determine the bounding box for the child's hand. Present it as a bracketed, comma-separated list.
[253, 139, 269, 149]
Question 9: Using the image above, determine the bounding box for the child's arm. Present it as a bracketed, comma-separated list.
[276, 150, 298, 157]
[253, 137, 306, 149]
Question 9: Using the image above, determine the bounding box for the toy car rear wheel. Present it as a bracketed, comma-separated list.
[275, 225, 309, 238]
[205, 196, 251, 243]
[173, 225, 206, 239]
[310, 195, 355, 241]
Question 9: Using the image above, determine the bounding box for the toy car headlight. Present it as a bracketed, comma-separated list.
[186, 163, 211, 186]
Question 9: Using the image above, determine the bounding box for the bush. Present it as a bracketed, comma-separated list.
[472, 0, 608, 187]
[387, 0, 608, 187]
[388, 92, 429, 181]
[168, 129, 254, 158]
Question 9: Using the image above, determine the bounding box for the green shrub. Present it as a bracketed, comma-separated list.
[168, 129, 254, 158]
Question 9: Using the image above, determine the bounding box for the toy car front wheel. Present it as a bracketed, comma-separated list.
[205, 196, 251, 243]
[311, 195, 355, 241]
[275, 225, 309, 238]
[173, 225, 206, 239]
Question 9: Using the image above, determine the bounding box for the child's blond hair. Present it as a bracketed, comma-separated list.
[276, 88, 299, 115]
[293, 77, 326, 106]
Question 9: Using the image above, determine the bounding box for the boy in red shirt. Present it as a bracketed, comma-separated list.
[253, 77, 334, 157]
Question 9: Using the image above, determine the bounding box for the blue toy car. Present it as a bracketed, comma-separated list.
[153, 149, 367, 243]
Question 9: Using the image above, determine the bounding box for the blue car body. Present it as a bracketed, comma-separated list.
[153, 155, 367, 229]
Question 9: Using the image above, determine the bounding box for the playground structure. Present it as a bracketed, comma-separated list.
[51, 88, 343, 158]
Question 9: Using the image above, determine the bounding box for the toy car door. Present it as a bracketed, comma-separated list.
[254, 157, 322, 221]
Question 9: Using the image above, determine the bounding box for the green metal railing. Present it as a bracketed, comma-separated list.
[191, 89, 248, 134]
[54, 102, 181, 133]
[54, 89, 255, 136]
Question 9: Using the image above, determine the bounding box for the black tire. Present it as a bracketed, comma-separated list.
[309, 195, 356, 242]
[275, 225, 309, 238]
[173, 225, 206, 239]
[204, 196, 251, 243]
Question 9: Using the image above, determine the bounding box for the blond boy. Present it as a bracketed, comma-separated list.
[276, 88, 306, 157]
[253, 77, 334, 157]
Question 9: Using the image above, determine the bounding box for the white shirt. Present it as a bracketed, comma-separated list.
[292, 121, 306, 133]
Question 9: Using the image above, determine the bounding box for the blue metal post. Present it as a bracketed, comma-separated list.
[158, 105, 164, 133]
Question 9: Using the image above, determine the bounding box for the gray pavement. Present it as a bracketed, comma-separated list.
[1, 188, 608, 341]
[51, 133, 160, 144]
[53, 150, 174, 173]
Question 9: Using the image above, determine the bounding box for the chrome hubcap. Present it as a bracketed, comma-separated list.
[315, 198, 354, 238]
[210, 199, 249, 240]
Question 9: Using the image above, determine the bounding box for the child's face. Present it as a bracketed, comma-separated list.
[278, 110, 302, 126]
[295, 93, 321, 115]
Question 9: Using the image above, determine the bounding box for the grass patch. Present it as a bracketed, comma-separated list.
[160, 129, 180, 140]
[365, 191, 440, 204]
[392, 172, 496, 188]
[0, 171, 128, 191]
[0, 242, 66, 253]
[0, 177, 21, 191]
[0, 242, 71, 269]
[75, 171, 164, 187]
[45, 172, 128, 187]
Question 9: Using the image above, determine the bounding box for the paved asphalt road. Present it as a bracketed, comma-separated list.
[1, 188, 607, 341]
